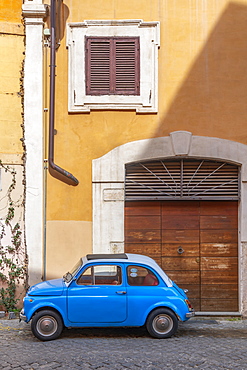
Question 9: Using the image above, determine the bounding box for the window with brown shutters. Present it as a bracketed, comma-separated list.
[85, 37, 140, 95]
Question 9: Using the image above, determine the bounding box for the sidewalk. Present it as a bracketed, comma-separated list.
[180, 316, 247, 338]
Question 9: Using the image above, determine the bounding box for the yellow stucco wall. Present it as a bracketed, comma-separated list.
[46, 220, 92, 279]
[0, 0, 24, 155]
[46, 0, 247, 275]
[0, 0, 23, 23]
[0, 32, 24, 154]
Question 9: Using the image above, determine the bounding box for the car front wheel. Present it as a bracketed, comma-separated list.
[31, 310, 63, 341]
[146, 308, 178, 338]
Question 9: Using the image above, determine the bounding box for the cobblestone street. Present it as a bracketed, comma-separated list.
[0, 317, 246, 369]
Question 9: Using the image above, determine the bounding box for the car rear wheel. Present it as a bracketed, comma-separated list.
[31, 310, 63, 341]
[146, 308, 178, 338]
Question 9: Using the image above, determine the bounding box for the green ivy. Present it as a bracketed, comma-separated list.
[0, 160, 27, 311]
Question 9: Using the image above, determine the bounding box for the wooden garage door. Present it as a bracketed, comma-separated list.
[125, 200, 238, 312]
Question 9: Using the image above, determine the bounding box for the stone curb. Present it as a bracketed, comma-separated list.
[0, 311, 18, 320]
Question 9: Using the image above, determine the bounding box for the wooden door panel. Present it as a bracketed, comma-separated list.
[201, 299, 238, 312]
[162, 243, 199, 257]
[162, 201, 201, 312]
[125, 230, 161, 243]
[201, 243, 238, 257]
[125, 215, 161, 229]
[201, 269, 238, 285]
[201, 257, 238, 271]
[201, 284, 238, 299]
[161, 201, 200, 215]
[161, 257, 199, 271]
[200, 229, 238, 243]
[200, 216, 238, 230]
[162, 215, 199, 229]
[125, 243, 161, 256]
[162, 229, 199, 243]
[200, 201, 238, 215]
[125, 201, 161, 215]
[166, 270, 200, 285]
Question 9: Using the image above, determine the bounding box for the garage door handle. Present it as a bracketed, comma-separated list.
[116, 291, 126, 295]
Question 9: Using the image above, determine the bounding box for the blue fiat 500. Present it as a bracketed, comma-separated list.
[20, 253, 194, 341]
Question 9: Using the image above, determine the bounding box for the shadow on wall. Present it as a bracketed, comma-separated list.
[46, 0, 69, 43]
[153, 2, 247, 145]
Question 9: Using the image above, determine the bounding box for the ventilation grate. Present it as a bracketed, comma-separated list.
[125, 159, 240, 200]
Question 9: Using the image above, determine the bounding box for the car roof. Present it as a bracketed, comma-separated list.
[83, 253, 173, 287]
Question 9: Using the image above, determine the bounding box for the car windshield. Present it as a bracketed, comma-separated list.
[63, 259, 83, 283]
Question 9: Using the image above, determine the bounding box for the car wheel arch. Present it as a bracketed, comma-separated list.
[31, 306, 64, 325]
[145, 305, 180, 323]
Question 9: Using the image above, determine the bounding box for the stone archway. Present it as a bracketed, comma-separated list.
[92, 131, 247, 315]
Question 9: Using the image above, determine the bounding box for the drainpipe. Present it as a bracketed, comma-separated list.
[49, 0, 79, 186]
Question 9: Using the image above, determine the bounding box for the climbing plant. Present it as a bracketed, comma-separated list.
[0, 160, 27, 311]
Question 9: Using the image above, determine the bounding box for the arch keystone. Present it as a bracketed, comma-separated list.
[170, 131, 192, 156]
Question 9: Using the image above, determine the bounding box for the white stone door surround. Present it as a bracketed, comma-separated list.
[93, 131, 247, 316]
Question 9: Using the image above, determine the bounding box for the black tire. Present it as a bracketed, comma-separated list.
[31, 310, 63, 341]
[146, 308, 178, 338]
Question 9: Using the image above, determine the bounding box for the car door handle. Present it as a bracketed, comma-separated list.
[116, 291, 126, 295]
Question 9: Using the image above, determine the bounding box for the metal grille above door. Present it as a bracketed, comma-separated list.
[125, 159, 240, 201]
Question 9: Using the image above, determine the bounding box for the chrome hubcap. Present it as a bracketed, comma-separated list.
[152, 314, 173, 334]
[36, 316, 58, 337]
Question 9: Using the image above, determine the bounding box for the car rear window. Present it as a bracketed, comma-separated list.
[127, 265, 159, 286]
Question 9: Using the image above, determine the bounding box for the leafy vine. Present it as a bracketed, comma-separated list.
[0, 160, 27, 312]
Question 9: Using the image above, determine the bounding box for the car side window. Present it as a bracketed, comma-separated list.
[77, 265, 122, 285]
[127, 265, 159, 286]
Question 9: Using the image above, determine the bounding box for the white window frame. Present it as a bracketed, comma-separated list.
[66, 20, 160, 113]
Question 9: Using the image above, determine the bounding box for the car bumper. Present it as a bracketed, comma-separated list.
[186, 311, 195, 318]
[19, 309, 27, 322]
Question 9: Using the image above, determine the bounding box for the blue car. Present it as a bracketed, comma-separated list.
[20, 253, 194, 341]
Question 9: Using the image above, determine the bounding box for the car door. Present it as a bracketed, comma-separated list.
[67, 263, 127, 323]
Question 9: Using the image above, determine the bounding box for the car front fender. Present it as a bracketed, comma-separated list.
[24, 300, 66, 323]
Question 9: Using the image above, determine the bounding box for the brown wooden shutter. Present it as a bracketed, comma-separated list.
[85, 37, 140, 95]
[85, 38, 111, 95]
[115, 38, 140, 94]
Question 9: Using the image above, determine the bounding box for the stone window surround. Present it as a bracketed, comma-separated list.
[66, 19, 160, 113]
[92, 131, 247, 316]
